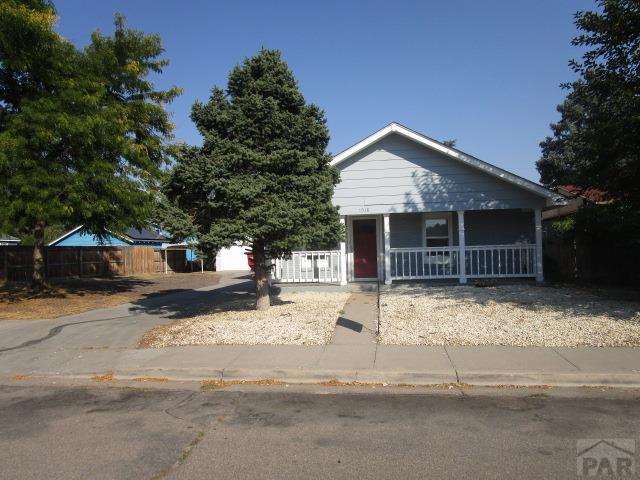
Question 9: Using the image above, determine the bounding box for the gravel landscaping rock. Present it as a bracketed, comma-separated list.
[379, 284, 640, 347]
[140, 292, 350, 347]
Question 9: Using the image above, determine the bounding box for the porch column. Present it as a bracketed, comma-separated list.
[534, 208, 544, 282]
[339, 216, 347, 285]
[383, 213, 391, 285]
[457, 210, 467, 284]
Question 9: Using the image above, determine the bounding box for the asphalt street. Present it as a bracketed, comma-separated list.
[1, 383, 639, 479]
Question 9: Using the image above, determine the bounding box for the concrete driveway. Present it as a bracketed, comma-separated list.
[0, 272, 255, 372]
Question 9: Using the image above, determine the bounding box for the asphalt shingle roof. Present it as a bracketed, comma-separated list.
[124, 227, 167, 241]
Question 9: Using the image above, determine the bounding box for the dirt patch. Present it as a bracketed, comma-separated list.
[140, 292, 350, 347]
[380, 284, 640, 347]
[0, 272, 220, 320]
[201, 379, 288, 390]
[131, 377, 169, 383]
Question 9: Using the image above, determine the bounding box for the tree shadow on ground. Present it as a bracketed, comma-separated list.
[128, 274, 291, 320]
[0, 277, 156, 303]
[384, 280, 640, 322]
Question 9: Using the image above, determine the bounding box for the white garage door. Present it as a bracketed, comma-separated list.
[215, 244, 251, 271]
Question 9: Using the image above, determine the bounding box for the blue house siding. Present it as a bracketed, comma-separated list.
[52, 230, 130, 247]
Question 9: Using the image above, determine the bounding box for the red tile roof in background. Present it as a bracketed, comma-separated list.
[558, 185, 608, 202]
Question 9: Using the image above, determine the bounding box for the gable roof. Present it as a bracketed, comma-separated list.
[48, 225, 167, 246]
[331, 122, 562, 204]
[47, 225, 85, 246]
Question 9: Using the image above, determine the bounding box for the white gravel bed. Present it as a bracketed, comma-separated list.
[140, 292, 350, 347]
[379, 285, 640, 347]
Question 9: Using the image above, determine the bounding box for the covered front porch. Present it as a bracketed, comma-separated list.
[272, 208, 544, 284]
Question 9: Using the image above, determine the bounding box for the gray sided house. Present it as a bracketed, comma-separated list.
[273, 123, 562, 284]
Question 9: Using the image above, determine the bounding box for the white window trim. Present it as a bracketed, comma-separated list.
[422, 212, 454, 248]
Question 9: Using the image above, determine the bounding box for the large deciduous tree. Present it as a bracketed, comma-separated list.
[0, 1, 179, 287]
[537, 0, 640, 209]
[537, 0, 640, 284]
[166, 49, 342, 310]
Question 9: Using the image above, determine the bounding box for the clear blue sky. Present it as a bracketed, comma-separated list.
[54, 0, 592, 182]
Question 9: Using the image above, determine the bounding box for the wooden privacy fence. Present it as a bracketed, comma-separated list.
[0, 246, 188, 282]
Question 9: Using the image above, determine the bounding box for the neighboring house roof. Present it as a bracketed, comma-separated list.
[0, 234, 19, 242]
[557, 185, 608, 203]
[331, 122, 562, 204]
[48, 225, 168, 246]
[48, 225, 85, 246]
[542, 185, 609, 221]
[124, 227, 167, 242]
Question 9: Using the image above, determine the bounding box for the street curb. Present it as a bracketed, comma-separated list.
[457, 371, 640, 388]
[4, 368, 640, 389]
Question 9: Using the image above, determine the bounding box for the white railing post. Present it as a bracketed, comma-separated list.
[339, 216, 347, 285]
[383, 213, 392, 285]
[271, 257, 279, 284]
[457, 210, 467, 284]
[534, 208, 544, 282]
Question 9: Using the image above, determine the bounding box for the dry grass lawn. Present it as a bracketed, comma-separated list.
[0, 272, 220, 320]
[140, 291, 350, 347]
[380, 284, 640, 347]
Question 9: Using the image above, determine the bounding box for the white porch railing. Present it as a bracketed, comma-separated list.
[390, 244, 537, 281]
[465, 244, 536, 278]
[390, 246, 460, 280]
[273, 250, 342, 283]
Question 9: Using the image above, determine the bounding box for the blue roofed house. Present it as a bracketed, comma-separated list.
[273, 123, 564, 285]
[48, 226, 199, 263]
[49, 226, 252, 271]
[48, 226, 168, 247]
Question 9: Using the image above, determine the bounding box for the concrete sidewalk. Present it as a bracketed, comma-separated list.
[1, 273, 639, 388]
[2, 340, 640, 388]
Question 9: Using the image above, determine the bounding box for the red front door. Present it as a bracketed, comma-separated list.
[353, 219, 378, 278]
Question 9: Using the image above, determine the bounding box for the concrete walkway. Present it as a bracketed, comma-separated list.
[330, 292, 378, 345]
[1, 273, 640, 388]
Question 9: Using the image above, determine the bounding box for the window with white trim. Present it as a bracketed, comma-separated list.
[425, 218, 449, 247]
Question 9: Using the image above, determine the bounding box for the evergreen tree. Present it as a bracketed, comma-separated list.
[0, 1, 179, 286]
[166, 50, 342, 309]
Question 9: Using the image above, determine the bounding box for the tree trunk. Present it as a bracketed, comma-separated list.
[252, 241, 270, 310]
[32, 220, 46, 289]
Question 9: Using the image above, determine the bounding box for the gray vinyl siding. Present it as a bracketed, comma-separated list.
[385, 210, 534, 248]
[465, 209, 535, 245]
[389, 214, 422, 248]
[333, 133, 546, 215]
